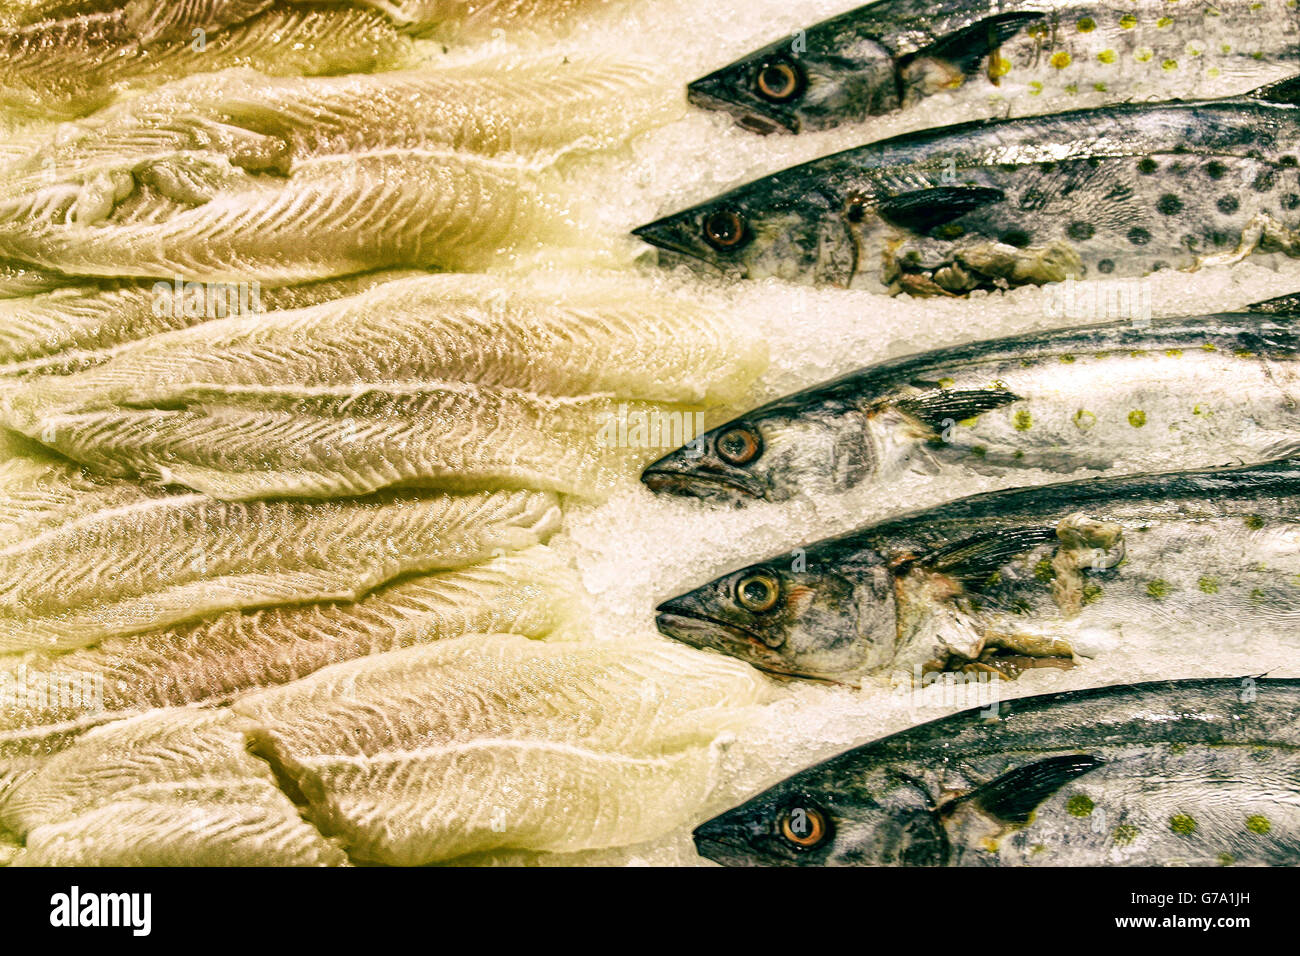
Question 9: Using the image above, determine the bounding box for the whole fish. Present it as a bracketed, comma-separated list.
[694, 678, 1300, 866]
[0, 273, 766, 499]
[634, 79, 1300, 293]
[643, 301, 1300, 504]
[655, 458, 1300, 682]
[689, 0, 1300, 135]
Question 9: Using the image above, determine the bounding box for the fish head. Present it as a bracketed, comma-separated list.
[655, 544, 897, 682]
[640, 398, 873, 503]
[687, 24, 900, 134]
[693, 756, 947, 866]
[632, 170, 856, 284]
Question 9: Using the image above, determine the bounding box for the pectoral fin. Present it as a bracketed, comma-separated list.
[956, 754, 1105, 825]
[896, 387, 1021, 433]
[918, 526, 1057, 588]
[876, 187, 1006, 236]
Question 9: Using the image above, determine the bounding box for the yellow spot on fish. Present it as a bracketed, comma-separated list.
[1094, 82, 1107, 92]
[938, 377, 955, 387]
[1065, 83, 1078, 94]
[1099, 49, 1117, 64]
[1245, 514, 1265, 530]
[1252, 51, 1265, 60]
[1218, 852, 1235, 866]
[1207, 67, 1221, 77]
[1188, 46, 1202, 56]
[1014, 410, 1033, 430]
[1029, 81, 1043, 95]
[1162, 59, 1178, 70]
[1250, 588, 1266, 603]
[1193, 404, 1205, 415]
[1082, 583, 1103, 605]
[1147, 579, 1171, 599]
[1078, 17, 1096, 31]
[1246, 815, 1271, 834]
[1074, 409, 1096, 430]
[958, 416, 979, 427]
[1120, 14, 1138, 28]
[1165, 348, 1183, 357]
[1202, 342, 1218, 351]
[1157, 16, 1174, 27]
[1170, 814, 1197, 835]
[1128, 410, 1147, 427]
[1067, 794, 1095, 816]
[1051, 51, 1072, 69]
[1235, 348, 1255, 357]
[1114, 824, 1139, 845]
[1136, 47, 1154, 62]
[1199, 576, 1219, 594]
[1060, 354, 1076, 363]
[1034, 556, 1055, 582]
[1221, 43, 1232, 53]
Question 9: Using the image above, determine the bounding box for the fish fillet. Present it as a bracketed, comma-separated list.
[2, 56, 676, 187]
[0, 274, 766, 499]
[0, 545, 580, 764]
[0, 150, 568, 282]
[0, 487, 561, 651]
[2, 708, 348, 866]
[233, 635, 769, 864]
[0, 5, 415, 120]
[0, 270, 417, 377]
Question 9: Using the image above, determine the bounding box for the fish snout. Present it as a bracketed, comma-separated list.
[641, 451, 762, 503]
[686, 72, 799, 134]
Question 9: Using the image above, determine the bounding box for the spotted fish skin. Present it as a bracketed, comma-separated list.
[655, 458, 1300, 683]
[643, 309, 1300, 503]
[695, 678, 1300, 866]
[689, 0, 1300, 135]
[635, 82, 1300, 293]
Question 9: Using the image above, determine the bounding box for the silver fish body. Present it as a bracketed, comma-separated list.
[689, 0, 1300, 134]
[656, 458, 1300, 682]
[635, 82, 1300, 293]
[695, 678, 1300, 866]
[644, 307, 1300, 503]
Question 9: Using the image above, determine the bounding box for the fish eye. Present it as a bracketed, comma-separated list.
[702, 209, 748, 250]
[715, 426, 760, 465]
[736, 572, 780, 613]
[755, 59, 803, 102]
[779, 805, 829, 849]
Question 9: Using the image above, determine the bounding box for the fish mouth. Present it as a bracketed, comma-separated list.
[655, 604, 792, 674]
[692, 821, 763, 866]
[630, 219, 708, 263]
[641, 465, 762, 502]
[686, 77, 799, 134]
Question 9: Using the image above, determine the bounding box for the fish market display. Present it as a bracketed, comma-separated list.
[0, 486, 560, 650]
[231, 635, 768, 864]
[656, 458, 1300, 682]
[689, 0, 1300, 135]
[1, 708, 349, 866]
[0, 273, 766, 498]
[635, 80, 1300, 293]
[695, 678, 1300, 866]
[0, 546, 578, 771]
[644, 305, 1300, 503]
[0, 270, 412, 377]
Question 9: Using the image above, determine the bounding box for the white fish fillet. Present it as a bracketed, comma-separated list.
[2, 709, 348, 866]
[3, 57, 676, 186]
[233, 635, 769, 864]
[0, 274, 767, 499]
[0, 270, 416, 376]
[0, 487, 561, 651]
[0, 5, 415, 120]
[0, 150, 568, 282]
[0, 546, 580, 764]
